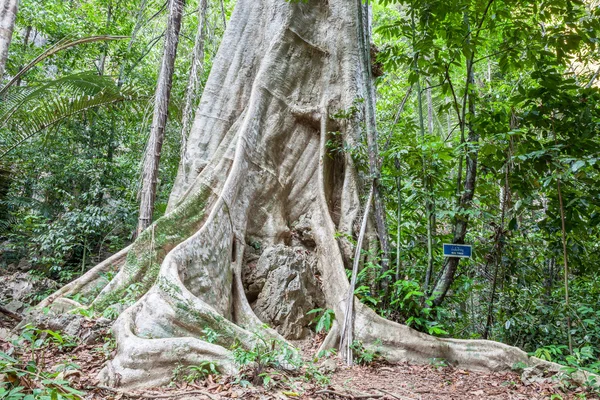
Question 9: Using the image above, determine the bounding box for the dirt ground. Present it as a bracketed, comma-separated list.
[82, 359, 600, 399]
[327, 362, 598, 400]
[1, 312, 598, 400]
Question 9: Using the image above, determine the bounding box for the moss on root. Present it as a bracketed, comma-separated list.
[94, 186, 212, 309]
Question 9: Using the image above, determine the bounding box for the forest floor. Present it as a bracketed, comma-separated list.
[1, 311, 598, 400]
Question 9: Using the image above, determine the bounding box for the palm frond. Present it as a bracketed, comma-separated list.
[0, 72, 149, 159]
[0, 35, 128, 96]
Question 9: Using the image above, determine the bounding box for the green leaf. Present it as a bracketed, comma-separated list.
[571, 160, 585, 172]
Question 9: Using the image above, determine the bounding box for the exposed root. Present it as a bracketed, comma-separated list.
[98, 201, 265, 388]
[317, 320, 339, 355]
[38, 244, 132, 309]
[92, 185, 214, 309]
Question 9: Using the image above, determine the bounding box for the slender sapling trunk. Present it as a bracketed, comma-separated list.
[137, 0, 186, 234]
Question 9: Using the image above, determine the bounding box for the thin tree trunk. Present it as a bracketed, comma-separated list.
[483, 112, 514, 337]
[544, 257, 555, 301]
[455, 12, 470, 199]
[356, 0, 391, 278]
[180, 0, 208, 183]
[96, 2, 113, 206]
[0, 0, 19, 80]
[483, 150, 510, 339]
[340, 185, 374, 365]
[386, 89, 412, 281]
[14, 25, 30, 87]
[417, 77, 434, 293]
[447, 104, 451, 137]
[137, 0, 186, 234]
[427, 85, 437, 250]
[90, 5, 114, 208]
[395, 158, 402, 281]
[412, 15, 434, 294]
[557, 177, 573, 354]
[551, 113, 573, 355]
[382, 84, 412, 151]
[429, 1, 495, 305]
[219, 0, 226, 29]
[98, 2, 113, 76]
[431, 51, 478, 306]
[118, 0, 148, 86]
[427, 81, 434, 134]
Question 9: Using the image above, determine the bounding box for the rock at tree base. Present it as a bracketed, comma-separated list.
[0, 272, 58, 313]
[243, 244, 324, 340]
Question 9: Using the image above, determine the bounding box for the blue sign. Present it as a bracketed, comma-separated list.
[443, 243, 472, 258]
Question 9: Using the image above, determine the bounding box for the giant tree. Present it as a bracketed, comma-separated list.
[39, 0, 570, 389]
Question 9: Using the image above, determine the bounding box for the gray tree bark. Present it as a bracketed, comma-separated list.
[179, 0, 208, 184]
[0, 0, 18, 80]
[137, 0, 186, 234]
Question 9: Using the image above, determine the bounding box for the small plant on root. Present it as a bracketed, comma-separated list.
[231, 330, 301, 387]
[350, 340, 381, 366]
[171, 361, 220, 386]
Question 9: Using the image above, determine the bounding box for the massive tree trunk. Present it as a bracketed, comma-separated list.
[40, 0, 569, 390]
[0, 0, 18, 80]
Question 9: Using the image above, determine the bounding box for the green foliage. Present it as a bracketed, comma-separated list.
[390, 279, 449, 336]
[534, 344, 567, 362]
[188, 361, 219, 380]
[533, 344, 600, 376]
[499, 277, 600, 373]
[233, 333, 301, 377]
[202, 327, 219, 344]
[0, 71, 147, 159]
[171, 361, 220, 384]
[101, 304, 120, 320]
[356, 0, 600, 379]
[307, 308, 335, 334]
[349, 340, 380, 365]
[231, 330, 333, 389]
[303, 362, 331, 387]
[0, 326, 82, 400]
[18, 324, 78, 352]
[316, 348, 337, 360]
[231, 331, 302, 384]
[0, 0, 234, 283]
[428, 358, 449, 370]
